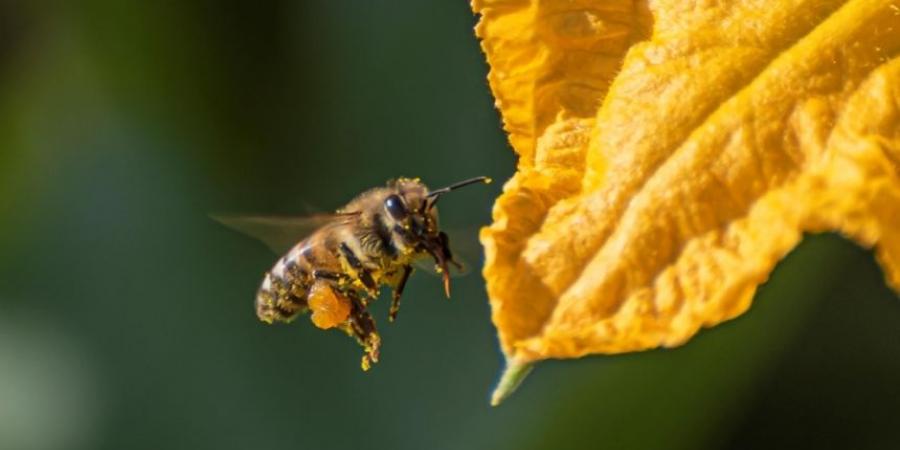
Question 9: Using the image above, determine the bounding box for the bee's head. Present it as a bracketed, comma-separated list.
[383, 177, 435, 236]
[382, 176, 491, 296]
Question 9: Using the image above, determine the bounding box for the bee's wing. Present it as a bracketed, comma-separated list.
[212, 212, 360, 254]
[413, 226, 481, 278]
[413, 258, 470, 278]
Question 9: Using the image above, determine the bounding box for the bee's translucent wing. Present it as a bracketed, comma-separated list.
[212, 213, 359, 254]
[413, 226, 481, 278]
[412, 257, 470, 278]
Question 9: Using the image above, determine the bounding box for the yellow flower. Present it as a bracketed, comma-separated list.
[473, 0, 900, 404]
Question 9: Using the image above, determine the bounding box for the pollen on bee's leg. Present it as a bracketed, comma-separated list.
[356, 324, 380, 365]
[344, 294, 381, 371]
[388, 303, 400, 322]
[361, 333, 381, 371]
[308, 282, 351, 329]
[367, 333, 380, 361]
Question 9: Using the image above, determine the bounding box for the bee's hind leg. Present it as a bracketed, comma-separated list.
[388, 265, 413, 322]
[342, 291, 381, 371]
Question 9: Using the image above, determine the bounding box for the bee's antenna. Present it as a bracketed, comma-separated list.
[426, 176, 492, 199]
[424, 176, 492, 211]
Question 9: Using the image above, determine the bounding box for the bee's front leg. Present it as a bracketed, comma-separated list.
[388, 265, 413, 322]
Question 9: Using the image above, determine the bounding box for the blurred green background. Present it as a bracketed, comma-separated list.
[1, 2, 899, 450]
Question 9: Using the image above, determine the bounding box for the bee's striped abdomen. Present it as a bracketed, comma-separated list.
[256, 242, 314, 324]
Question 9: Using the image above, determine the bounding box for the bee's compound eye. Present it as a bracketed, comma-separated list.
[384, 194, 407, 220]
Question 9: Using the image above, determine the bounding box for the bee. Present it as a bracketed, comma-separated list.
[216, 176, 491, 370]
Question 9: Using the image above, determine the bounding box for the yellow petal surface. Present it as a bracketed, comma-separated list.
[474, 0, 900, 401]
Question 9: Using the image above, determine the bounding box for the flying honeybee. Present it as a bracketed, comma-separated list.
[216, 176, 491, 370]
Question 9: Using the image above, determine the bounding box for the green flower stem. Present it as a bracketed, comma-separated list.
[490, 360, 534, 406]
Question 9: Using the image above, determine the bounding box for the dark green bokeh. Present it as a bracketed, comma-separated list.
[1, 2, 898, 450]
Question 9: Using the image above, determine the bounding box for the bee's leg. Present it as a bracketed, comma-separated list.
[339, 243, 378, 297]
[438, 231, 464, 271]
[345, 292, 380, 371]
[388, 265, 413, 322]
[312, 270, 347, 282]
[312, 270, 360, 307]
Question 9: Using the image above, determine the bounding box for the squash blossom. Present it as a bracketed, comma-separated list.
[472, 0, 900, 405]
